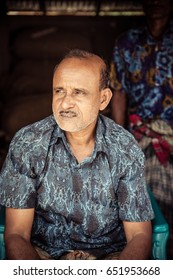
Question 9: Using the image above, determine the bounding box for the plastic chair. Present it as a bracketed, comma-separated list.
[148, 187, 169, 260]
[0, 206, 5, 259]
[0, 188, 169, 260]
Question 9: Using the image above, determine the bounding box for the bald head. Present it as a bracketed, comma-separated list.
[54, 49, 110, 91]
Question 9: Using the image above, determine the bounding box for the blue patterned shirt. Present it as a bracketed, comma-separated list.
[111, 21, 173, 127]
[0, 114, 154, 258]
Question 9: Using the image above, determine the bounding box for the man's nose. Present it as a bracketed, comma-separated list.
[61, 94, 75, 109]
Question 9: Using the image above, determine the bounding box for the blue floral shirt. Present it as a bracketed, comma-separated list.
[111, 21, 173, 127]
[0, 114, 154, 258]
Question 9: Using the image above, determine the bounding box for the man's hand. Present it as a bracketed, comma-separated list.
[60, 250, 96, 260]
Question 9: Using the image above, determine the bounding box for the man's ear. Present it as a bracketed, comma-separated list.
[99, 88, 113, 111]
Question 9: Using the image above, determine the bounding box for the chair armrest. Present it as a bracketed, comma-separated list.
[0, 206, 5, 259]
[147, 188, 169, 260]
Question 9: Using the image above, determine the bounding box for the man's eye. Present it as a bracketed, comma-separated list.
[55, 89, 65, 94]
[74, 90, 84, 95]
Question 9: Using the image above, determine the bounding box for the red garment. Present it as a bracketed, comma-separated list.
[129, 114, 171, 165]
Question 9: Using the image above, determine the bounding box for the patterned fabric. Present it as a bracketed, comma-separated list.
[0, 114, 154, 259]
[129, 114, 171, 165]
[111, 22, 173, 259]
[111, 21, 173, 127]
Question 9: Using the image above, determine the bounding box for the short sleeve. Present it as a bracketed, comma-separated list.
[117, 151, 154, 222]
[0, 133, 38, 209]
[110, 41, 128, 94]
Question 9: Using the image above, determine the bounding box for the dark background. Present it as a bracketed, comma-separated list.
[0, 0, 146, 168]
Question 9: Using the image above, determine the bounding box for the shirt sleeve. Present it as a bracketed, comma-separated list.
[0, 131, 38, 209]
[117, 147, 154, 222]
[110, 40, 128, 94]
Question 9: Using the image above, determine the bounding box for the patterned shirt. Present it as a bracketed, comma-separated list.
[0, 114, 154, 259]
[111, 21, 173, 127]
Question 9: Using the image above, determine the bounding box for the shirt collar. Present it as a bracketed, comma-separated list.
[49, 115, 64, 146]
[93, 115, 110, 156]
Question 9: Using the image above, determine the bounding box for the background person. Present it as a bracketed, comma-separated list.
[110, 0, 173, 259]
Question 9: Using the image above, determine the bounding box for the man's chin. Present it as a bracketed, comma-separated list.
[54, 116, 77, 130]
[54, 115, 97, 133]
[57, 121, 80, 132]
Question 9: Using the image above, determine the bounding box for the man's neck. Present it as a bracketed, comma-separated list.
[65, 122, 96, 163]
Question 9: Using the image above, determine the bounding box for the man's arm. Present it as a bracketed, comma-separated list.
[110, 90, 127, 127]
[4, 207, 41, 259]
[118, 221, 152, 260]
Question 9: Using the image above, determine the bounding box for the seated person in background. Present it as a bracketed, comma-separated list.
[0, 49, 154, 260]
[110, 0, 173, 259]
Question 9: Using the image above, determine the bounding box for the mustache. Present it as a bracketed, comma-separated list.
[59, 110, 77, 117]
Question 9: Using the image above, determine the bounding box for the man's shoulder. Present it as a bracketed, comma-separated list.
[115, 26, 145, 47]
[100, 115, 144, 160]
[11, 115, 57, 147]
[100, 115, 135, 142]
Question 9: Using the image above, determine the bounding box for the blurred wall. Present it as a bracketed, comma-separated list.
[0, 14, 144, 168]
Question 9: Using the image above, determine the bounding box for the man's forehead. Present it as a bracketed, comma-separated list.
[57, 56, 104, 72]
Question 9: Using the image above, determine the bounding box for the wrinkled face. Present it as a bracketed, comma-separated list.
[52, 57, 103, 133]
[143, 0, 172, 19]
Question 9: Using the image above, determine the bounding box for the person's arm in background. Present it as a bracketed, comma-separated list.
[4, 207, 41, 259]
[109, 42, 128, 127]
[110, 89, 127, 127]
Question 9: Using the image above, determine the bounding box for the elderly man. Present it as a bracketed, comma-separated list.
[0, 49, 154, 260]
